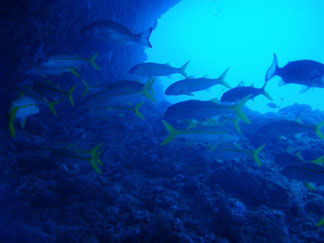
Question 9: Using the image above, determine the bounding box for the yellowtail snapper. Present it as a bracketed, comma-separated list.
[129, 61, 190, 78]
[81, 20, 153, 48]
[165, 68, 231, 96]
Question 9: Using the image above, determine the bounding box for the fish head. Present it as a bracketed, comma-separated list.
[165, 85, 181, 95]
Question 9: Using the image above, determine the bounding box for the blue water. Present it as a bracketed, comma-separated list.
[147, 0, 324, 113]
[2, 0, 324, 242]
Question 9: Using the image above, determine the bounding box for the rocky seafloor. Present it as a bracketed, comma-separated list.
[1, 101, 324, 243]
[2, 0, 324, 242]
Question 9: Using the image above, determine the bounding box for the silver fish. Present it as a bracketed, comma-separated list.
[81, 20, 153, 48]
[129, 61, 190, 78]
[165, 68, 231, 96]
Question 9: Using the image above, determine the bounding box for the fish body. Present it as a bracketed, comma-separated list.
[85, 102, 145, 120]
[274, 153, 303, 167]
[10, 96, 39, 121]
[81, 20, 153, 47]
[221, 81, 271, 102]
[40, 53, 100, 70]
[282, 162, 324, 184]
[83, 78, 155, 106]
[129, 61, 190, 78]
[164, 95, 251, 124]
[266, 54, 324, 88]
[221, 86, 271, 102]
[183, 126, 240, 144]
[8, 96, 40, 137]
[198, 144, 265, 166]
[32, 81, 76, 107]
[161, 120, 230, 145]
[41, 56, 87, 69]
[165, 68, 230, 96]
[39, 144, 104, 174]
[29, 53, 99, 78]
[253, 120, 324, 141]
[28, 66, 72, 77]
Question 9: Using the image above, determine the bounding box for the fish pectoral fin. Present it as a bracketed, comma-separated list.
[237, 81, 245, 87]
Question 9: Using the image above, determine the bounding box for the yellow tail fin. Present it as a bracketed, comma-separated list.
[316, 217, 324, 227]
[180, 60, 190, 78]
[89, 143, 103, 175]
[315, 120, 324, 139]
[134, 102, 145, 120]
[253, 144, 265, 166]
[232, 95, 251, 124]
[311, 155, 324, 166]
[218, 68, 231, 89]
[81, 79, 93, 96]
[161, 120, 180, 146]
[67, 83, 77, 107]
[233, 117, 242, 134]
[8, 107, 19, 137]
[142, 77, 156, 102]
[46, 99, 62, 116]
[90, 52, 100, 71]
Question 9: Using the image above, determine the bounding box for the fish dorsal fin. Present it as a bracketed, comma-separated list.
[295, 152, 303, 161]
[295, 117, 303, 124]
[278, 80, 287, 87]
[237, 81, 245, 87]
[300, 86, 311, 94]
[187, 120, 197, 130]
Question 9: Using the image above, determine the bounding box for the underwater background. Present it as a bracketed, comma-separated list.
[2, 0, 324, 242]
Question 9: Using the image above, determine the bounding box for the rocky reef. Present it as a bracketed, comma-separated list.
[1, 1, 324, 242]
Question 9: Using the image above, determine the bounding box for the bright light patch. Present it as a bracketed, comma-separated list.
[146, 0, 324, 113]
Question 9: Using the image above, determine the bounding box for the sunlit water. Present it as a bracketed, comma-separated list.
[146, 0, 324, 113]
